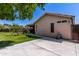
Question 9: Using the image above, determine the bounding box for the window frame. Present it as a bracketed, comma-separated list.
[62, 20, 67, 23]
[57, 21, 61, 23]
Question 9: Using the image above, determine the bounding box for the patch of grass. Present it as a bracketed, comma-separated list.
[0, 32, 40, 48]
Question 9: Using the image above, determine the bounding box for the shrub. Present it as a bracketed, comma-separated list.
[22, 29, 30, 34]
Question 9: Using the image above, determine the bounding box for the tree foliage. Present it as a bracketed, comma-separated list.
[0, 24, 5, 29]
[0, 3, 45, 20]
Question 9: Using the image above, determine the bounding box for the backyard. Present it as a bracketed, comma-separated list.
[0, 32, 39, 48]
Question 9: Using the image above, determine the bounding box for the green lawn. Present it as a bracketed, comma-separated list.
[0, 32, 40, 48]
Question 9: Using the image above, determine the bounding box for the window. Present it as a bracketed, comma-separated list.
[57, 21, 61, 23]
[57, 20, 67, 23]
[51, 23, 54, 33]
[62, 20, 67, 23]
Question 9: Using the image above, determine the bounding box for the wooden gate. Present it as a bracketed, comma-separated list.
[72, 24, 79, 41]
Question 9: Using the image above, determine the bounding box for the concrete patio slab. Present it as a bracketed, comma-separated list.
[31, 38, 76, 56]
[0, 37, 79, 56]
[0, 40, 57, 56]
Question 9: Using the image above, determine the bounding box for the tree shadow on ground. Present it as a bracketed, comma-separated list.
[26, 35, 41, 39]
[0, 41, 14, 49]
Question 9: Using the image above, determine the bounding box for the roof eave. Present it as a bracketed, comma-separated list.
[33, 12, 75, 25]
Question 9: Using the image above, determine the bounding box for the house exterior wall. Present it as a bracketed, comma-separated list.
[35, 14, 74, 39]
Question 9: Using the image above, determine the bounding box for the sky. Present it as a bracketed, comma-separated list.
[0, 3, 79, 26]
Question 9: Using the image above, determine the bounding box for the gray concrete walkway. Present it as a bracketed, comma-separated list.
[0, 37, 79, 56]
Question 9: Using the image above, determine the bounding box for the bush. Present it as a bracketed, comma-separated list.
[22, 29, 30, 34]
[11, 25, 21, 32]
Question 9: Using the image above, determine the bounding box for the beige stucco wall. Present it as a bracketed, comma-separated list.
[35, 15, 74, 39]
